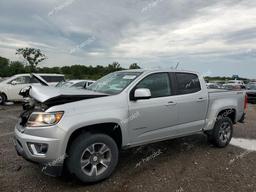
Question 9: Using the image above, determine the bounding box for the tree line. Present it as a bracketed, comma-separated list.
[0, 56, 141, 80]
[0, 47, 249, 81]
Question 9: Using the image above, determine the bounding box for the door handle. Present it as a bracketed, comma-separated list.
[197, 97, 205, 102]
[165, 101, 177, 106]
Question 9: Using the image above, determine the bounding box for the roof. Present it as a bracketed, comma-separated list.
[35, 73, 65, 76]
[13, 73, 64, 77]
[68, 80, 95, 83]
[118, 69, 200, 75]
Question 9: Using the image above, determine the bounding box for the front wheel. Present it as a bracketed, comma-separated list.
[207, 117, 233, 148]
[66, 133, 119, 183]
[0, 93, 6, 105]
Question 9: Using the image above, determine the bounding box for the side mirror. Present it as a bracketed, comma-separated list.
[11, 80, 18, 85]
[134, 88, 151, 100]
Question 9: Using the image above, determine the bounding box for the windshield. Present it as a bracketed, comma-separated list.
[87, 71, 142, 94]
[247, 84, 256, 90]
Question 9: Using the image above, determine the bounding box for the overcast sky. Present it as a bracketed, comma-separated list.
[0, 0, 256, 78]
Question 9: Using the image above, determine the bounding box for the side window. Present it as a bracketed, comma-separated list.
[175, 73, 201, 94]
[30, 77, 40, 83]
[136, 73, 171, 98]
[41, 76, 51, 82]
[41, 76, 65, 82]
[11, 76, 30, 84]
[52, 76, 65, 82]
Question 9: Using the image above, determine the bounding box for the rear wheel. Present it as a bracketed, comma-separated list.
[66, 133, 119, 183]
[207, 117, 233, 148]
[0, 93, 6, 105]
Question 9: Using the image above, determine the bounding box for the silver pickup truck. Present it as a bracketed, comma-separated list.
[14, 69, 247, 183]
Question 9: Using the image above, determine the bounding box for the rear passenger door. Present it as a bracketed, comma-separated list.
[172, 72, 208, 133]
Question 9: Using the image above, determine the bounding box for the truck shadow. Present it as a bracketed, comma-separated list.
[54, 134, 212, 186]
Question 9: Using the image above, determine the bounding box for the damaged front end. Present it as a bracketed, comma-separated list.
[18, 85, 108, 127]
[19, 86, 48, 127]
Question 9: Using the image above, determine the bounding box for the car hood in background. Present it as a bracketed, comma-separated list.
[29, 85, 109, 106]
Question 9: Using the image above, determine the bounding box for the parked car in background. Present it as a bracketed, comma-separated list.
[223, 80, 246, 90]
[227, 80, 245, 86]
[223, 84, 243, 91]
[0, 73, 65, 104]
[37, 74, 65, 86]
[206, 83, 222, 89]
[14, 69, 246, 183]
[246, 83, 256, 104]
[56, 80, 95, 89]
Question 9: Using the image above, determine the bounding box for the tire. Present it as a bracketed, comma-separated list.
[208, 117, 233, 148]
[66, 133, 119, 183]
[205, 130, 214, 143]
[0, 93, 6, 105]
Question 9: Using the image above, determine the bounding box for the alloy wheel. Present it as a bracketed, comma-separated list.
[219, 122, 231, 143]
[80, 143, 112, 177]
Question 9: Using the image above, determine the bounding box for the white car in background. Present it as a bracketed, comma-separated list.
[227, 80, 245, 86]
[56, 80, 95, 89]
[223, 80, 246, 90]
[0, 73, 65, 104]
[206, 83, 222, 89]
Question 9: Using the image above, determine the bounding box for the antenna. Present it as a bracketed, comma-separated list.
[175, 62, 180, 69]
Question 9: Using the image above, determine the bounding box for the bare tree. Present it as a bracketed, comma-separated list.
[16, 48, 47, 72]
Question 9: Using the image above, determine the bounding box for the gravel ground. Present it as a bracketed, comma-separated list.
[0, 104, 255, 192]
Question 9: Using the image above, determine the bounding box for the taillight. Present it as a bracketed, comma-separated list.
[244, 94, 248, 110]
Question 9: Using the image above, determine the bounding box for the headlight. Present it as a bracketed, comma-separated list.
[27, 111, 64, 127]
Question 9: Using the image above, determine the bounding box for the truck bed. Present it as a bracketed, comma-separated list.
[207, 89, 245, 123]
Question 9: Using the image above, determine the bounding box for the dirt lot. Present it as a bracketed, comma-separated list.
[0, 104, 256, 192]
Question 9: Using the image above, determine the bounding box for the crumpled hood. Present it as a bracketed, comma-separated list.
[26, 85, 109, 106]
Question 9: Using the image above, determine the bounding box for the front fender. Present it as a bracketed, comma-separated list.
[58, 109, 129, 156]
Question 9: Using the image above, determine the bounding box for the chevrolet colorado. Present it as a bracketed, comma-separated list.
[14, 69, 247, 183]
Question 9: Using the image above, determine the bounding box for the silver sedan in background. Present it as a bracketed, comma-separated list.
[56, 80, 95, 89]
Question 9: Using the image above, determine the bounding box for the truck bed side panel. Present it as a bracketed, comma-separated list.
[204, 90, 245, 131]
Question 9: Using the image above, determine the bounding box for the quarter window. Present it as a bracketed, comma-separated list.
[136, 73, 171, 98]
[175, 73, 201, 94]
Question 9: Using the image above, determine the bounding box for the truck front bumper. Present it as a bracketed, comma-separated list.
[14, 123, 66, 176]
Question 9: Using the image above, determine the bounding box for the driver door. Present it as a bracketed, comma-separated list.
[128, 72, 179, 145]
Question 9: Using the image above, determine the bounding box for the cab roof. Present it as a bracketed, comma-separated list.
[118, 69, 200, 75]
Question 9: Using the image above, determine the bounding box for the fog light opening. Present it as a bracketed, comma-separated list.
[27, 143, 48, 156]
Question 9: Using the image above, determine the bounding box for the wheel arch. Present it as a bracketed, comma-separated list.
[0, 91, 7, 98]
[0, 91, 7, 102]
[216, 108, 236, 124]
[65, 122, 123, 154]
